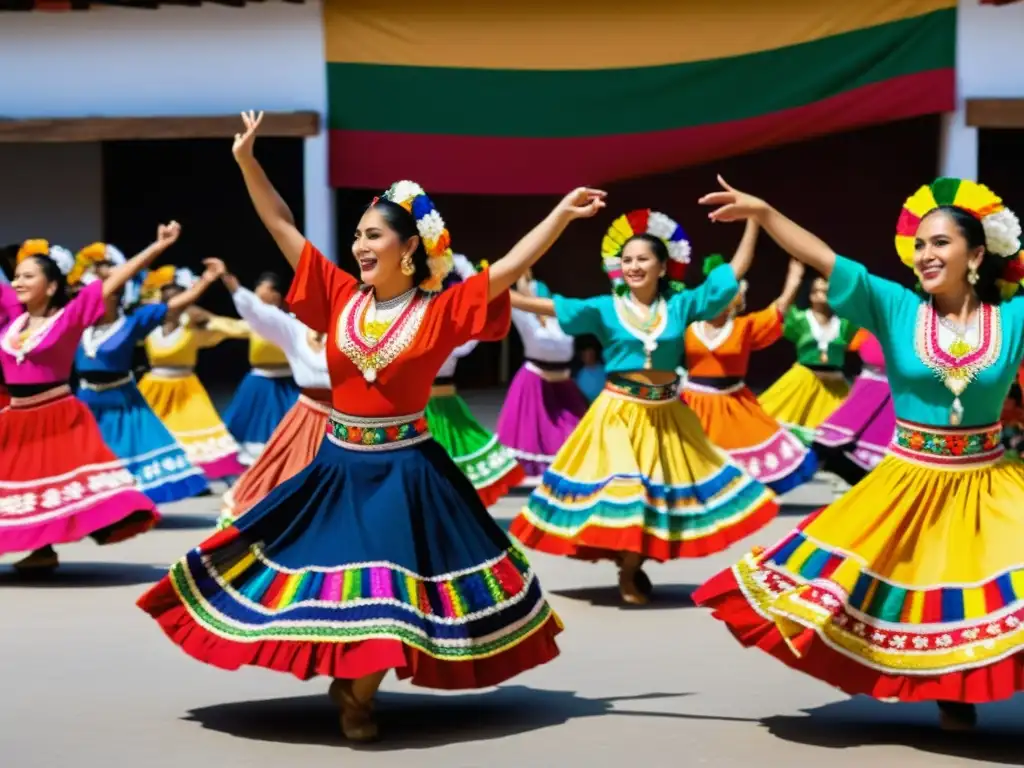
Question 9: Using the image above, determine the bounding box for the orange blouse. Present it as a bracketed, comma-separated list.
[684, 305, 782, 377]
[286, 241, 510, 417]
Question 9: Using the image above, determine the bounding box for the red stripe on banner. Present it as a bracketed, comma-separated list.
[329, 68, 953, 194]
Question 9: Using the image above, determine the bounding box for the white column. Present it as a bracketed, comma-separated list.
[939, 107, 978, 181]
[302, 130, 337, 263]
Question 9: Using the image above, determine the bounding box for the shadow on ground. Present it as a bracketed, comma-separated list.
[548, 583, 698, 610]
[778, 503, 822, 518]
[0, 561, 167, 588]
[185, 686, 695, 750]
[156, 513, 219, 531]
[762, 697, 1024, 765]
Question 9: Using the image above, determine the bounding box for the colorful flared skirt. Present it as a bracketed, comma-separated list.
[0, 386, 160, 555]
[758, 364, 850, 445]
[138, 371, 246, 480]
[813, 367, 895, 484]
[78, 376, 208, 504]
[496, 362, 590, 479]
[220, 391, 332, 527]
[137, 409, 562, 689]
[695, 419, 1024, 704]
[223, 368, 300, 466]
[425, 387, 524, 507]
[682, 378, 817, 495]
[509, 374, 778, 562]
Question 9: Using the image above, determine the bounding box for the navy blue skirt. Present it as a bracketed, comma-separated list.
[139, 432, 562, 689]
[224, 371, 300, 465]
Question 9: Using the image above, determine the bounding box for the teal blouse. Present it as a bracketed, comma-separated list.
[553, 264, 739, 373]
[828, 255, 1024, 427]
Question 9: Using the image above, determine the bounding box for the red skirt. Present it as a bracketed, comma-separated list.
[0, 386, 160, 555]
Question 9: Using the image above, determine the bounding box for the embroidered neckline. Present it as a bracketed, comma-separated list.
[691, 317, 735, 352]
[0, 309, 66, 365]
[82, 313, 126, 359]
[337, 287, 431, 382]
[612, 294, 668, 369]
[914, 302, 1001, 425]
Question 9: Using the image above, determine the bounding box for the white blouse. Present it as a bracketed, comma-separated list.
[511, 308, 574, 364]
[436, 340, 478, 379]
[231, 287, 330, 389]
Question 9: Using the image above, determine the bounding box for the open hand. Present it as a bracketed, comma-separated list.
[201, 258, 227, 282]
[157, 221, 182, 245]
[233, 110, 264, 162]
[699, 176, 768, 223]
[557, 187, 607, 221]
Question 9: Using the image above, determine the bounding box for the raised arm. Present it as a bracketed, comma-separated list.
[232, 111, 305, 269]
[773, 259, 804, 316]
[166, 258, 225, 313]
[102, 222, 181, 299]
[700, 175, 836, 278]
[511, 291, 557, 318]
[729, 219, 760, 281]
[486, 188, 607, 300]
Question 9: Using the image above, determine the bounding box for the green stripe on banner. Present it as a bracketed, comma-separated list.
[327, 8, 954, 138]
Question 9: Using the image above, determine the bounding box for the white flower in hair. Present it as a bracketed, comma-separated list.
[647, 212, 678, 242]
[418, 209, 447, 244]
[105, 245, 126, 266]
[388, 180, 425, 205]
[667, 240, 692, 264]
[983, 209, 1022, 257]
[174, 267, 197, 289]
[451, 253, 476, 280]
[48, 245, 76, 276]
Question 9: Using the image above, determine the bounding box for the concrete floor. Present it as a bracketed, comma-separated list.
[2, 392, 1023, 767]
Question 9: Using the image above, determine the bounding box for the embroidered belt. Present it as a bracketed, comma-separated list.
[148, 366, 194, 379]
[9, 384, 72, 409]
[252, 366, 293, 379]
[525, 361, 571, 382]
[604, 373, 678, 404]
[325, 410, 431, 451]
[79, 374, 133, 392]
[889, 419, 1003, 467]
[684, 375, 746, 395]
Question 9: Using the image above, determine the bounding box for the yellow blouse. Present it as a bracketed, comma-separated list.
[144, 316, 246, 368]
[208, 316, 289, 367]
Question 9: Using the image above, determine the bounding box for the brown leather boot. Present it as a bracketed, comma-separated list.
[328, 679, 379, 742]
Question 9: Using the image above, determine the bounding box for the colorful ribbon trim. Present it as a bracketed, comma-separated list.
[326, 409, 431, 451]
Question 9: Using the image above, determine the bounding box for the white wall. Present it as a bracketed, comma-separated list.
[942, 1, 1024, 179]
[0, 1, 334, 258]
[0, 143, 102, 250]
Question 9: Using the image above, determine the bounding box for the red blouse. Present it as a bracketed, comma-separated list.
[286, 241, 510, 417]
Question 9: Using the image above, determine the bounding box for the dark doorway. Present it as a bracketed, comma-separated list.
[102, 137, 304, 395]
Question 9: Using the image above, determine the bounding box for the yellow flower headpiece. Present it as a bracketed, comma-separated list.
[16, 239, 76, 278]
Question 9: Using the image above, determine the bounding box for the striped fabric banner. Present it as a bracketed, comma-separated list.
[326, 1, 956, 194]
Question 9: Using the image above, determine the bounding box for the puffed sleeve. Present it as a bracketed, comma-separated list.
[62, 280, 106, 332]
[231, 287, 295, 352]
[0, 281, 21, 327]
[670, 263, 739, 327]
[782, 306, 803, 342]
[285, 240, 357, 334]
[553, 295, 608, 341]
[827, 255, 916, 339]
[129, 303, 168, 340]
[745, 305, 784, 351]
[431, 269, 510, 346]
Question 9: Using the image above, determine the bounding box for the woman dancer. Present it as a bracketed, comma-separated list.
[139, 111, 600, 742]
[694, 175, 1024, 730]
[508, 209, 777, 605]
[221, 271, 300, 466]
[138, 268, 247, 481]
[757, 270, 859, 445]
[72, 243, 220, 504]
[1, 232, 175, 572]
[682, 250, 817, 494]
[813, 328, 896, 485]
[217, 267, 331, 525]
[497, 269, 589, 480]
[423, 254, 524, 505]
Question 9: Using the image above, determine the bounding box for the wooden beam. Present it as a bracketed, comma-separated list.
[966, 99, 1024, 129]
[0, 111, 320, 142]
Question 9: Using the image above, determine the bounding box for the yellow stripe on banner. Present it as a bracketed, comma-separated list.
[324, 0, 956, 70]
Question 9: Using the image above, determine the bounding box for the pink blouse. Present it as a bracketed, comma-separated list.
[0, 281, 106, 385]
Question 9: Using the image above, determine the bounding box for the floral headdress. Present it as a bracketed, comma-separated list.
[70, 242, 126, 287]
[378, 180, 453, 293]
[140, 265, 196, 302]
[16, 239, 75, 279]
[896, 177, 1024, 299]
[601, 209, 691, 295]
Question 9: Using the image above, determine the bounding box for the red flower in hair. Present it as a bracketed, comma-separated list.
[1002, 254, 1024, 283]
[665, 260, 686, 281]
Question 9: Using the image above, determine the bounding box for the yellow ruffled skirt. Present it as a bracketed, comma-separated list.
[758, 364, 849, 444]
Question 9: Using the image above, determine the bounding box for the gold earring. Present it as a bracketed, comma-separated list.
[400, 254, 415, 277]
[968, 265, 979, 285]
